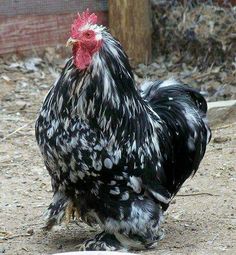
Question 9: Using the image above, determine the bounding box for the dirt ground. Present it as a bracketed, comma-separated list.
[0, 56, 235, 255]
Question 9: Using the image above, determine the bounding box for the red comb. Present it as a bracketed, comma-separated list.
[71, 9, 97, 38]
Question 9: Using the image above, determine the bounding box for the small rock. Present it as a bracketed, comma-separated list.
[15, 100, 28, 110]
[24, 57, 42, 72]
[1, 74, 11, 82]
[0, 246, 6, 253]
[9, 62, 24, 69]
[212, 136, 230, 144]
[27, 228, 34, 235]
[57, 244, 63, 250]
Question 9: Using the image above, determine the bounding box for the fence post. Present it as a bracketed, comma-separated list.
[108, 0, 152, 66]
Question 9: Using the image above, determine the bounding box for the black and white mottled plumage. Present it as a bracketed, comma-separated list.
[35, 22, 211, 251]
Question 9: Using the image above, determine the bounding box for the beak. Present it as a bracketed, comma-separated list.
[66, 37, 78, 47]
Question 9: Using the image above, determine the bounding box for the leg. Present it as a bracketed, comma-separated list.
[79, 231, 125, 251]
[43, 192, 81, 230]
[79, 196, 164, 251]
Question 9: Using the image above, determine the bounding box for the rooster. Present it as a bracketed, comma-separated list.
[35, 11, 211, 251]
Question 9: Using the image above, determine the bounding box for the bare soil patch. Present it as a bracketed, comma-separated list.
[0, 53, 235, 255]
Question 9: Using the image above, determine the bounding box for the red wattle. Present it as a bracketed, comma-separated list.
[73, 45, 92, 70]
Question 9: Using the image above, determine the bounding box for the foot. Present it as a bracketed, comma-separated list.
[77, 229, 164, 251]
[78, 231, 126, 251]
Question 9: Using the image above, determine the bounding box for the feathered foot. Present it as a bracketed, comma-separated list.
[77, 229, 164, 251]
[78, 231, 126, 251]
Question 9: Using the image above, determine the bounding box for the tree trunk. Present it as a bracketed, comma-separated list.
[108, 0, 152, 66]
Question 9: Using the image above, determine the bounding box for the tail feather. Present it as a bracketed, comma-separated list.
[140, 78, 211, 195]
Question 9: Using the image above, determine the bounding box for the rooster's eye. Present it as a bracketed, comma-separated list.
[84, 31, 93, 38]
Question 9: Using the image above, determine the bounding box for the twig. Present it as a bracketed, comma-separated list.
[192, 71, 212, 80]
[208, 233, 219, 245]
[212, 122, 236, 131]
[0, 162, 19, 166]
[0, 121, 34, 142]
[32, 205, 47, 208]
[23, 223, 42, 228]
[176, 192, 219, 197]
[1, 233, 32, 240]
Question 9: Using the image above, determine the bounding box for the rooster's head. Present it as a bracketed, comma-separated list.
[67, 10, 103, 70]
